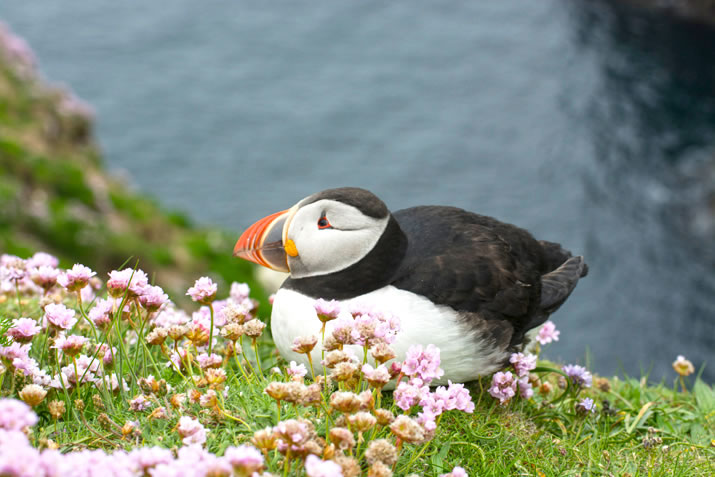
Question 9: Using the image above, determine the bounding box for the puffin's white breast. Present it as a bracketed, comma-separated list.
[270, 286, 508, 384]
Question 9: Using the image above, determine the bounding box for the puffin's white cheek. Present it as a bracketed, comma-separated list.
[292, 229, 379, 278]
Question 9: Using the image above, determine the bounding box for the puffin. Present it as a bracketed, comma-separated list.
[234, 187, 587, 383]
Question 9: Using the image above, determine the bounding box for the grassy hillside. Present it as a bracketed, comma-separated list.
[0, 23, 261, 304]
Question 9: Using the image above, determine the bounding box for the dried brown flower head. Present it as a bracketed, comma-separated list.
[251, 426, 278, 451]
[329, 427, 356, 451]
[330, 391, 362, 414]
[170, 393, 187, 409]
[369, 343, 396, 365]
[365, 439, 398, 467]
[334, 454, 360, 477]
[330, 361, 358, 382]
[146, 327, 168, 346]
[220, 322, 245, 341]
[244, 319, 266, 338]
[672, 355, 695, 377]
[186, 324, 209, 347]
[390, 415, 425, 443]
[348, 411, 376, 433]
[264, 382, 291, 401]
[374, 409, 395, 427]
[300, 383, 323, 407]
[291, 335, 318, 354]
[322, 350, 353, 368]
[322, 334, 341, 351]
[368, 461, 393, 477]
[168, 325, 188, 341]
[19, 384, 47, 407]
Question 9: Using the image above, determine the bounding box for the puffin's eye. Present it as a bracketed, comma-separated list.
[317, 216, 331, 229]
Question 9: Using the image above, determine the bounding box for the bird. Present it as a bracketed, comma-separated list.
[234, 187, 587, 384]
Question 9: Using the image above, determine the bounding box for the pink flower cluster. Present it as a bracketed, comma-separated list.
[488, 371, 517, 404]
[6, 318, 42, 343]
[313, 298, 341, 320]
[417, 381, 475, 431]
[536, 321, 560, 345]
[186, 277, 217, 304]
[393, 345, 474, 431]
[402, 344, 444, 383]
[305, 454, 343, 477]
[0, 342, 51, 387]
[57, 264, 95, 292]
[0, 399, 38, 431]
[0, 399, 267, 476]
[330, 303, 401, 348]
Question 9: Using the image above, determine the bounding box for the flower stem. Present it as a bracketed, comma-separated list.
[208, 303, 215, 356]
[251, 338, 263, 377]
[231, 341, 251, 382]
[306, 353, 316, 381]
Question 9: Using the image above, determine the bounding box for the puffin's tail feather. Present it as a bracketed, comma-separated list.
[538, 255, 587, 314]
[538, 240, 589, 278]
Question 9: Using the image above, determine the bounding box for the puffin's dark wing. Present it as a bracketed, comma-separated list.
[390, 206, 575, 344]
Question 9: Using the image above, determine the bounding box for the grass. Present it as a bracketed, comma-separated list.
[1, 280, 713, 476]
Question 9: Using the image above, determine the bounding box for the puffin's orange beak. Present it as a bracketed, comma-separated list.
[233, 209, 292, 272]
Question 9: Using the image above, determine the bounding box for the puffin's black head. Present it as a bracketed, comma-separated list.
[234, 187, 394, 279]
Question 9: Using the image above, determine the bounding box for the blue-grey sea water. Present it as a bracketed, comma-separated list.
[3, 0, 715, 381]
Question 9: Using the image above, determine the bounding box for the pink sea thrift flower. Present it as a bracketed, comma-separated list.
[7, 318, 42, 343]
[139, 285, 169, 312]
[402, 344, 444, 384]
[187, 277, 217, 304]
[197, 353, 223, 369]
[440, 466, 468, 477]
[0, 398, 38, 431]
[224, 444, 264, 474]
[52, 334, 88, 357]
[127, 446, 174, 473]
[26, 252, 58, 269]
[0, 255, 26, 282]
[177, 416, 208, 446]
[313, 298, 341, 321]
[536, 320, 560, 345]
[509, 352, 537, 377]
[0, 342, 31, 364]
[89, 298, 114, 328]
[394, 378, 430, 411]
[130, 395, 152, 412]
[107, 268, 149, 298]
[287, 360, 307, 379]
[230, 282, 251, 302]
[152, 306, 190, 328]
[562, 364, 593, 388]
[44, 303, 77, 330]
[304, 454, 343, 477]
[432, 381, 475, 413]
[489, 371, 517, 404]
[57, 264, 95, 292]
[29, 265, 60, 290]
[518, 377, 533, 399]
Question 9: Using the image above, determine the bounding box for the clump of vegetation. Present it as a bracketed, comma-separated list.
[0, 254, 713, 476]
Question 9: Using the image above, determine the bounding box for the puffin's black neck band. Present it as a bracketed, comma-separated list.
[282, 215, 407, 300]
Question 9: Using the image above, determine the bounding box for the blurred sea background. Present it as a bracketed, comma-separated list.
[3, 0, 714, 381]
